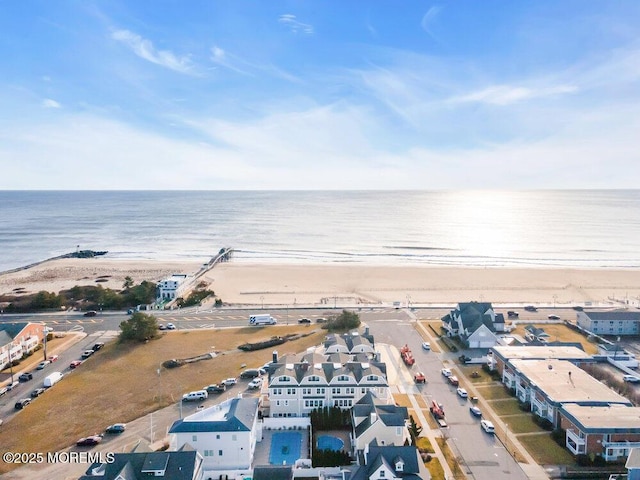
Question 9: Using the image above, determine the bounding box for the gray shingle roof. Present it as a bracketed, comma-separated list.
[584, 310, 640, 321]
[169, 397, 258, 433]
[78, 450, 200, 480]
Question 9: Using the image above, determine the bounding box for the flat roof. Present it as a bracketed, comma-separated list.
[583, 310, 640, 321]
[510, 359, 629, 405]
[562, 404, 640, 430]
[493, 345, 590, 361]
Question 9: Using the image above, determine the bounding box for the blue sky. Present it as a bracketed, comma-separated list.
[1, 1, 639, 189]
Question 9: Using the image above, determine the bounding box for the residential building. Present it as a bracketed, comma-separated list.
[324, 331, 375, 355]
[505, 359, 631, 427]
[0, 322, 45, 371]
[157, 274, 190, 301]
[489, 345, 590, 375]
[524, 326, 551, 343]
[577, 310, 640, 336]
[343, 441, 430, 479]
[441, 302, 505, 348]
[78, 446, 203, 480]
[560, 404, 640, 461]
[169, 397, 260, 477]
[266, 350, 389, 418]
[351, 392, 410, 452]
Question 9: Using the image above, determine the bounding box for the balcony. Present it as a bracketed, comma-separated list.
[566, 430, 586, 455]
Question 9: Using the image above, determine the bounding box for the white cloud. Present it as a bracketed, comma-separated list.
[278, 14, 314, 35]
[420, 6, 442, 40]
[42, 98, 61, 109]
[450, 84, 578, 106]
[111, 29, 194, 74]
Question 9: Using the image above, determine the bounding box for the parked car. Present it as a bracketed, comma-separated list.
[166, 323, 176, 330]
[92, 342, 105, 351]
[414, 372, 426, 384]
[548, 314, 560, 320]
[37, 360, 50, 370]
[31, 388, 46, 398]
[0, 386, 7, 397]
[448, 375, 459, 386]
[524, 305, 537, 312]
[240, 369, 261, 379]
[248, 378, 263, 389]
[158, 324, 167, 330]
[105, 423, 126, 434]
[456, 387, 468, 398]
[70, 360, 83, 369]
[15, 398, 31, 410]
[81, 350, 94, 359]
[18, 372, 33, 382]
[441, 368, 452, 378]
[421, 342, 431, 350]
[222, 378, 237, 386]
[315, 317, 327, 323]
[507, 311, 519, 318]
[204, 384, 226, 394]
[6, 381, 19, 391]
[469, 406, 482, 417]
[83, 310, 97, 317]
[182, 390, 208, 402]
[481, 420, 495, 434]
[298, 318, 311, 324]
[76, 435, 103, 446]
[458, 355, 471, 364]
[48, 354, 59, 362]
[623, 375, 640, 383]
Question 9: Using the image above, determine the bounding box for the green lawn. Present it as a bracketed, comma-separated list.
[475, 384, 512, 400]
[489, 399, 524, 415]
[503, 415, 546, 434]
[517, 433, 575, 465]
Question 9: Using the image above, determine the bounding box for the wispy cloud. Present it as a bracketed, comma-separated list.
[420, 6, 442, 40]
[210, 45, 251, 75]
[278, 14, 314, 35]
[111, 29, 194, 74]
[209, 44, 300, 82]
[42, 98, 61, 109]
[450, 84, 578, 106]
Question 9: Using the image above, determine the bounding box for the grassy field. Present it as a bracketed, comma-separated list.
[502, 414, 546, 434]
[511, 324, 598, 355]
[0, 325, 324, 473]
[489, 399, 524, 415]
[435, 437, 465, 479]
[517, 433, 575, 465]
[458, 365, 495, 384]
[475, 384, 512, 400]
[416, 436, 434, 453]
[425, 456, 445, 480]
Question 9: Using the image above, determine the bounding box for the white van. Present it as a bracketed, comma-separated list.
[43, 372, 63, 388]
[249, 314, 277, 326]
[182, 390, 208, 402]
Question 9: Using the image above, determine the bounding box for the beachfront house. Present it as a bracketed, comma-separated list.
[78, 447, 204, 480]
[441, 302, 504, 348]
[156, 274, 190, 301]
[0, 322, 45, 371]
[351, 392, 410, 453]
[266, 350, 390, 418]
[168, 397, 260, 478]
[341, 441, 430, 480]
[576, 310, 640, 335]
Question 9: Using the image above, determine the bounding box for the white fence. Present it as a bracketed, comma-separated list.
[262, 417, 310, 430]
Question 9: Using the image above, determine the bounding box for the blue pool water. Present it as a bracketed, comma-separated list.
[317, 435, 344, 451]
[269, 431, 302, 465]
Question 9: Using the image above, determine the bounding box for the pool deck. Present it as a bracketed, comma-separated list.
[254, 428, 311, 466]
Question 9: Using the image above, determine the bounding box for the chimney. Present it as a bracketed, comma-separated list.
[273, 350, 278, 363]
[364, 325, 370, 336]
[370, 411, 377, 423]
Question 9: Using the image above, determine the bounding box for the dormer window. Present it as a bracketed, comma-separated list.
[337, 375, 349, 381]
[395, 459, 404, 471]
[309, 375, 320, 382]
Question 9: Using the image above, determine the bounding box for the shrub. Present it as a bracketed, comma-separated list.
[322, 310, 361, 331]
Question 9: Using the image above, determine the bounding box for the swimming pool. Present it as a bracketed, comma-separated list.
[317, 434, 344, 451]
[269, 431, 302, 465]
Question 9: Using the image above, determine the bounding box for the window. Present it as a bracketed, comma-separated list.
[303, 388, 312, 395]
[367, 375, 377, 381]
[316, 388, 325, 394]
[273, 388, 282, 395]
[332, 387, 340, 394]
[218, 450, 223, 456]
[192, 435, 197, 442]
[280, 376, 291, 382]
[309, 375, 320, 382]
[232, 434, 237, 441]
[204, 450, 213, 456]
[337, 375, 349, 381]
[216, 434, 220, 439]
[379, 469, 385, 478]
[287, 388, 295, 395]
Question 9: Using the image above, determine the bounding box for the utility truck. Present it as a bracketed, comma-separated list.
[249, 314, 277, 326]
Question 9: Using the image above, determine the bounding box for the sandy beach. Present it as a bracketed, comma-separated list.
[1, 257, 639, 308]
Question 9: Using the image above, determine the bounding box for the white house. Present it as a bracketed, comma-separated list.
[351, 392, 410, 452]
[267, 350, 390, 418]
[441, 302, 505, 348]
[341, 441, 430, 480]
[168, 397, 260, 477]
[577, 310, 640, 336]
[157, 274, 190, 301]
[324, 331, 375, 356]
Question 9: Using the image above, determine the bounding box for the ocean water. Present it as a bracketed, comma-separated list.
[1, 190, 639, 272]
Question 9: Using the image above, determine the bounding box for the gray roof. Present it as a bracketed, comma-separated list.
[271, 353, 387, 385]
[324, 332, 375, 352]
[442, 302, 498, 334]
[169, 397, 258, 433]
[253, 465, 293, 480]
[347, 443, 423, 480]
[0, 322, 30, 342]
[583, 310, 640, 321]
[353, 392, 408, 437]
[79, 450, 200, 480]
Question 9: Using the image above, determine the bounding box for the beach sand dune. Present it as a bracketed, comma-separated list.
[2, 258, 638, 308]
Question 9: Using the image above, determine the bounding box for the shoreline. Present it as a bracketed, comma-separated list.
[1, 257, 639, 307]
